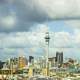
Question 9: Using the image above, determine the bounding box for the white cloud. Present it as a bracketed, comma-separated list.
[31, 24, 49, 33]
[0, 24, 80, 60]
[1, 15, 16, 29]
[24, 0, 80, 19]
[1, 0, 80, 59]
[0, 24, 73, 48]
[72, 29, 80, 47]
[0, 23, 80, 49]
[65, 20, 80, 29]
[53, 32, 72, 48]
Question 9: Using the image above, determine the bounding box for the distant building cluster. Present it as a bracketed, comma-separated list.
[0, 51, 80, 76]
[0, 52, 63, 70]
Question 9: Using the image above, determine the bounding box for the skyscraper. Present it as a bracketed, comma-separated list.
[18, 56, 27, 69]
[29, 56, 34, 64]
[48, 57, 56, 67]
[56, 52, 63, 65]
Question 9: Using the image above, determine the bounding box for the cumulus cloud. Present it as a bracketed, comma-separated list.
[0, 24, 79, 48]
[0, 24, 80, 60]
[1, 15, 16, 29]
[65, 20, 80, 30]
[53, 32, 73, 48]
[22, 0, 80, 19]
[1, 0, 80, 60]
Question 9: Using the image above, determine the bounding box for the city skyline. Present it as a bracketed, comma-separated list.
[0, 0, 80, 60]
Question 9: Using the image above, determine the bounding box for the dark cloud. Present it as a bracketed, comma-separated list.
[0, 0, 48, 32]
[0, 0, 80, 32]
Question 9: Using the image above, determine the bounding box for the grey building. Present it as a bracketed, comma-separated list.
[56, 52, 63, 65]
[29, 56, 34, 64]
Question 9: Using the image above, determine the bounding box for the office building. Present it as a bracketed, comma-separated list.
[56, 52, 63, 65]
[48, 57, 56, 67]
[18, 56, 27, 69]
[29, 56, 34, 64]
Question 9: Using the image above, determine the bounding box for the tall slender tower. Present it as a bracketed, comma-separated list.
[45, 32, 50, 76]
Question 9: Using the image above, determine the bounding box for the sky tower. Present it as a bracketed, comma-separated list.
[45, 32, 50, 76]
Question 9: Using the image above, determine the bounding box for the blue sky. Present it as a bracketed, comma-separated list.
[0, 0, 80, 61]
[48, 21, 74, 33]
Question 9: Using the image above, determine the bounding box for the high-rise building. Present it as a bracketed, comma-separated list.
[56, 52, 63, 65]
[48, 57, 56, 67]
[18, 49, 28, 69]
[29, 56, 34, 64]
[38, 56, 46, 68]
[18, 56, 27, 69]
[0, 61, 5, 69]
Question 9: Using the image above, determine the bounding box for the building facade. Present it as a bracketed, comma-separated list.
[56, 52, 63, 65]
